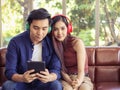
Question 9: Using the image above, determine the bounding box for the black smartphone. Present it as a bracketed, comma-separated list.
[27, 61, 45, 73]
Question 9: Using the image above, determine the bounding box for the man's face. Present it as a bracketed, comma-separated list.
[30, 19, 49, 44]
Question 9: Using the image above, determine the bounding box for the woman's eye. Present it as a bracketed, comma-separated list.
[53, 28, 58, 31]
[61, 27, 66, 31]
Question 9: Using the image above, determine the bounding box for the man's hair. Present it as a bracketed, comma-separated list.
[27, 8, 51, 25]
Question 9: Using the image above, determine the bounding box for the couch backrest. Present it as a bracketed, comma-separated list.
[86, 47, 120, 83]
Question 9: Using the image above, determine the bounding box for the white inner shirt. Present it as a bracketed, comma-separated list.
[31, 43, 42, 61]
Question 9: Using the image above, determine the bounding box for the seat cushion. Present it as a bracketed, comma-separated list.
[96, 82, 120, 90]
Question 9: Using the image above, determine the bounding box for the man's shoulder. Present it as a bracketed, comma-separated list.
[44, 35, 52, 43]
[43, 35, 54, 50]
[11, 31, 28, 41]
[9, 31, 30, 46]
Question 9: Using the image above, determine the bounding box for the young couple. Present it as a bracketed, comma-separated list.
[2, 8, 93, 90]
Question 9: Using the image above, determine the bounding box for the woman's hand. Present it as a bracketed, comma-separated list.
[71, 78, 81, 90]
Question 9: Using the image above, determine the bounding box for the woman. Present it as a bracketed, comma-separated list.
[50, 14, 93, 90]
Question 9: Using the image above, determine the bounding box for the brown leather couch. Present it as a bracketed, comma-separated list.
[0, 47, 120, 90]
[0, 48, 7, 90]
[86, 46, 120, 90]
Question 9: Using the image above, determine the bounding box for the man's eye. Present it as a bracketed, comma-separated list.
[33, 26, 39, 30]
[43, 28, 47, 31]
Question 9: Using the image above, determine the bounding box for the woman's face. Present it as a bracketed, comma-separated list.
[53, 20, 68, 41]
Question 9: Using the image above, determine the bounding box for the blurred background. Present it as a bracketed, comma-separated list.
[0, 0, 120, 47]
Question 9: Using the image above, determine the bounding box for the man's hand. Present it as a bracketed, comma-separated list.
[36, 69, 52, 83]
[23, 69, 37, 83]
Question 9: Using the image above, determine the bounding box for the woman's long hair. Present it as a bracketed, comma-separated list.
[51, 15, 76, 72]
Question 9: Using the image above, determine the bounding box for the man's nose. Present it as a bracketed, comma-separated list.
[37, 29, 43, 35]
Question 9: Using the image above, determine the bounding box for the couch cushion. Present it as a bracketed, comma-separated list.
[96, 82, 120, 90]
[96, 48, 120, 65]
[0, 48, 7, 86]
[86, 47, 95, 66]
[0, 67, 6, 86]
[96, 67, 119, 82]
[0, 48, 7, 67]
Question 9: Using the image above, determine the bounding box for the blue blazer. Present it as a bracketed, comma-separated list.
[5, 30, 61, 80]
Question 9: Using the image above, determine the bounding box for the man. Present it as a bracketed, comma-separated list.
[2, 8, 62, 90]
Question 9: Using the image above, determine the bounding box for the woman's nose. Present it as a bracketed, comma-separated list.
[58, 30, 62, 34]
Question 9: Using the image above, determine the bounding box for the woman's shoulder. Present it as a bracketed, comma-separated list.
[69, 36, 85, 51]
[71, 36, 83, 46]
